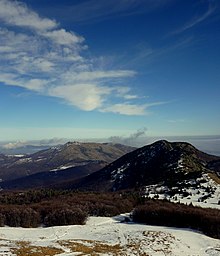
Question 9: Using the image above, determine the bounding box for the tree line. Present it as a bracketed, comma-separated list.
[0, 189, 219, 239]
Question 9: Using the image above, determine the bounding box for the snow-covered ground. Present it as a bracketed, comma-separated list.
[145, 173, 220, 209]
[0, 214, 219, 256]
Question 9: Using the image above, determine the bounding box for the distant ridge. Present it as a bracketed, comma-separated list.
[0, 142, 135, 186]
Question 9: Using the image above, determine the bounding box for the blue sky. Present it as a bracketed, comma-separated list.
[0, 0, 220, 141]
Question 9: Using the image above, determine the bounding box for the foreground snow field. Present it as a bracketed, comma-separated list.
[0, 214, 219, 256]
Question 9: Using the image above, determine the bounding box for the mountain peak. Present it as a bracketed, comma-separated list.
[69, 140, 220, 192]
[65, 141, 81, 146]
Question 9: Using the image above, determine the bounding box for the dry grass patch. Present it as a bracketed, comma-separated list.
[11, 241, 64, 256]
[59, 238, 154, 256]
[208, 172, 220, 184]
[59, 239, 122, 256]
[143, 231, 175, 254]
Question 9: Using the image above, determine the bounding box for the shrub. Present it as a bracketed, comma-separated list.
[0, 206, 40, 227]
[44, 208, 87, 227]
[132, 199, 220, 239]
[0, 213, 5, 226]
[20, 208, 40, 228]
[0, 190, 136, 227]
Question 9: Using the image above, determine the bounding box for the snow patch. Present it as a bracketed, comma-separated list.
[145, 173, 220, 209]
[111, 163, 130, 181]
[50, 165, 75, 172]
[15, 157, 32, 164]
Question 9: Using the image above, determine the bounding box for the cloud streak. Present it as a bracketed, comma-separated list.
[0, 0, 163, 116]
[57, 0, 172, 23]
[101, 101, 167, 116]
[171, 2, 216, 35]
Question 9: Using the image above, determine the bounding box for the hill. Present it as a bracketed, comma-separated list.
[0, 142, 134, 184]
[66, 140, 220, 192]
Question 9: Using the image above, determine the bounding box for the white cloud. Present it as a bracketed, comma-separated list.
[114, 87, 139, 100]
[0, 73, 19, 86]
[0, 0, 163, 116]
[61, 70, 136, 83]
[102, 101, 168, 115]
[0, 72, 48, 92]
[0, 45, 12, 52]
[43, 29, 84, 46]
[24, 79, 48, 92]
[1, 138, 66, 149]
[2, 141, 28, 149]
[123, 94, 139, 100]
[32, 59, 54, 72]
[102, 103, 147, 116]
[0, 0, 57, 31]
[0, 28, 52, 75]
[49, 84, 111, 111]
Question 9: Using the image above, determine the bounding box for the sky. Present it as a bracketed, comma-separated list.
[0, 0, 220, 142]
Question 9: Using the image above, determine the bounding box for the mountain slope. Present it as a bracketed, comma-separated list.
[0, 142, 135, 182]
[66, 140, 220, 191]
[0, 162, 102, 190]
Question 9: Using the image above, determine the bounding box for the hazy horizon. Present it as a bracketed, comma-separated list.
[1, 134, 220, 156]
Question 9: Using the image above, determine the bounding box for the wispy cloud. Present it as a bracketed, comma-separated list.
[61, 70, 136, 82]
[171, 2, 217, 35]
[119, 36, 194, 70]
[102, 103, 148, 116]
[57, 0, 172, 23]
[102, 101, 167, 116]
[0, 0, 164, 116]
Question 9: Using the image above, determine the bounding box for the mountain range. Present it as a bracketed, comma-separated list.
[1, 140, 220, 192]
[0, 142, 134, 189]
[64, 140, 220, 192]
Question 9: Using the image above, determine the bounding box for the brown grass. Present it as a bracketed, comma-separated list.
[2, 232, 175, 256]
[208, 172, 220, 184]
[59, 237, 158, 256]
[11, 241, 64, 256]
[59, 240, 122, 256]
[143, 231, 175, 254]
